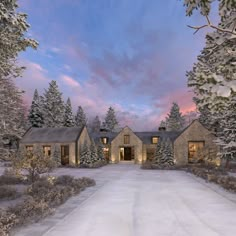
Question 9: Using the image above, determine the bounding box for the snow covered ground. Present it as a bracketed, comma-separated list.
[11, 163, 236, 236]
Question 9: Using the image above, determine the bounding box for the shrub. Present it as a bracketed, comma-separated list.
[0, 169, 25, 185]
[0, 210, 18, 236]
[12, 145, 57, 183]
[9, 196, 54, 225]
[0, 186, 20, 200]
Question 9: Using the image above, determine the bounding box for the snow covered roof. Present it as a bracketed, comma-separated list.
[91, 130, 180, 144]
[91, 132, 118, 144]
[134, 131, 180, 144]
[21, 127, 84, 144]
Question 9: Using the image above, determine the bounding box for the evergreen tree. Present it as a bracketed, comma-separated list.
[153, 140, 163, 164]
[90, 140, 98, 163]
[43, 80, 65, 127]
[183, 1, 236, 164]
[0, 0, 38, 80]
[28, 89, 44, 127]
[80, 141, 91, 166]
[103, 107, 118, 132]
[75, 106, 87, 128]
[163, 139, 174, 166]
[166, 102, 185, 131]
[64, 98, 75, 127]
[90, 115, 101, 133]
[97, 141, 107, 163]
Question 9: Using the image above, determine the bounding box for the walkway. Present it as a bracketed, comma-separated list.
[15, 164, 236, 236]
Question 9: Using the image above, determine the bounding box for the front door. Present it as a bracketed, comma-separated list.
[61, 145, 70, 165]
[124, 147, 132, 160]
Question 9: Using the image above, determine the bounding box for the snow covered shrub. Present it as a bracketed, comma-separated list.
[0, 171, 24, 185]
[9, 196, 54, 225]
[0, 186, 19, 200]
[0, 211, 18, 236]
[13, 145, 57, 183]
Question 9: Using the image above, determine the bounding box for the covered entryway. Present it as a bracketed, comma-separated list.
[120, 147, 134, 161]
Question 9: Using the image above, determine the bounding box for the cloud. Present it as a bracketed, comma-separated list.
[61, 75, 81, 87]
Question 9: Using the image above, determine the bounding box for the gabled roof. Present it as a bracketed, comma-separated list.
[173, 119, 208, 141]
[90, 131, 118, 144]
[135, 131, 180, 144]
[20, 127, 84, 144]
[90, 129, 180, 145]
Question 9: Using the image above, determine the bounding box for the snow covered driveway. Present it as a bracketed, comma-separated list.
[16, 164, 236, 236]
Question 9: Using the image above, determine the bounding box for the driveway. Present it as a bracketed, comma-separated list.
[15, 163, 236, 236]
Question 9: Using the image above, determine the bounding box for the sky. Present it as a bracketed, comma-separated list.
[17, 0, 219, 131]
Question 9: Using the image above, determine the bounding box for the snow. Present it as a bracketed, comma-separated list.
[14, 164, 236, 236]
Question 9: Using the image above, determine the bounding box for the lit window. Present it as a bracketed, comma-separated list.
[152, 137, 159, 144]
[103, 147, 109, 158]
[101, 137, 108, 144]
[124, 135, 130, 144]
[43, 146, 51, 156]
[26, 145, 33, 152]
[188, 141, 205, 163]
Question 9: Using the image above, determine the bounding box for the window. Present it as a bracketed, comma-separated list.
[26, 145, 33, 152]
[61, 145, 70, 165]
[103, 147, 109, 160]
[43, 146, 51, 156]
[124, 135, 130, 144]
[152, 137, 159, 144]
[188, 141, 205, 163]
[101, 137, 108, 144]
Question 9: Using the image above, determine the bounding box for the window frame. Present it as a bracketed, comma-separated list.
[43, 145, 51, 156]
[151, 136, 159, 144]
[124, 135, 130, 144]
[101, 137, 108, 144]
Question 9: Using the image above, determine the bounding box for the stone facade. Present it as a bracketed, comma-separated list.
[20, 126, 91, 166]
[110, 127, 143, 164]
[174, 120, 218, 165]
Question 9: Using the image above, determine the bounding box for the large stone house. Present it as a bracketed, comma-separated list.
[20, 126, 91, 165]
[20, 120, 218, 166]
[92, 120, 219, 165]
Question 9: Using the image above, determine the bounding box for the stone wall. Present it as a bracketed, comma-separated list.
[19, 142, 76, 165]
[174, 120, 218, 165]
[111, 127, 143, 164]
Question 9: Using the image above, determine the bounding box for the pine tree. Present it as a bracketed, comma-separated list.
[80, 141, 91, 166]
[153, 140, 163, 164]
[64, 98, 75, 127]
[0, 0, 38, 80]
[166, 102, 185, 131]
[43, 80, 65, 127]
[97, 141, 107, 163]
[75, 106, 87, 128]
[90, 116, 101, 133]
[103, 107, 118, 132]
[164, 139, 174, 166]
[90, 140, 98, 163]
[183, 1, 236, 165]
[28, 89, 44, 127]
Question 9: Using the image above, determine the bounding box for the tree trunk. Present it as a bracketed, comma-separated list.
[225, 158, 230, 169]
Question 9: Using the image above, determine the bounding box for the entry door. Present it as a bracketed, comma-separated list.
[124, 147, 132, 160]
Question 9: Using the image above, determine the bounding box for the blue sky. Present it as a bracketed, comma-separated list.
[17, 0, 219, 131]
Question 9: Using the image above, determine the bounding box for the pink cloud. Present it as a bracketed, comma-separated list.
[61, 75, 81, 87]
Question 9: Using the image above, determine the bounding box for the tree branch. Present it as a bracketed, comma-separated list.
[187, 16, 236, 35]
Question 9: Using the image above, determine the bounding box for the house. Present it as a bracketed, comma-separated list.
[19, 120, 218, 166]
[20, 126, 91, 165]
[92, 120, 219, 165]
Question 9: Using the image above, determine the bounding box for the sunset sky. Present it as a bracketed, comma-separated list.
[17, 0, 219, 131]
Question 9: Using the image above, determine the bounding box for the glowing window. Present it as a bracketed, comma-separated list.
[152, 137, 159, 144]
[43, 146, 51, 156]
[101, 137, 108, 144]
